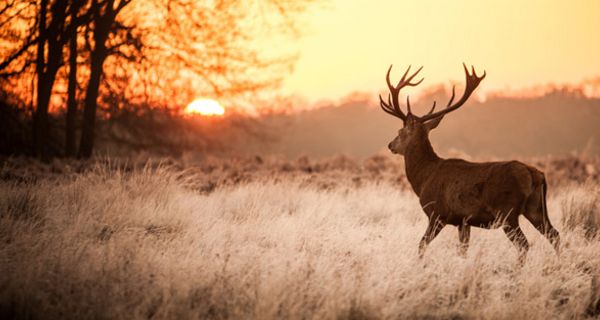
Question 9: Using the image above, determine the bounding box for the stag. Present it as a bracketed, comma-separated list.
[380, 64, 560, 263]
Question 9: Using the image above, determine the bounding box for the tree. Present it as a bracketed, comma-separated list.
[140, 0, 313, 105]
[78, 0, 133, 158]
[78, 0, 317, 157]
[0, 0, 37, 80]
[32, 0, 71, 159]
[0, 0, 88, 159]
[0, 0, 319, 158]
[65, 1, 85, 157]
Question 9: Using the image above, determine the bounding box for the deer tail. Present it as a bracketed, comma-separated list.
[541, 177, 550, 222]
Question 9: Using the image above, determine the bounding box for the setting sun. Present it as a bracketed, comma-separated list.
[185, 98, 225, 116]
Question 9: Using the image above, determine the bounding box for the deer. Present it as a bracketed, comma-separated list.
[380, 64, 560, 263]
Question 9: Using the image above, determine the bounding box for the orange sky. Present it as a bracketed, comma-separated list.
[278, 0, 600, 102]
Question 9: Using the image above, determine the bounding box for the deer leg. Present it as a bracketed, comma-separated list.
[458, 223, 471, 257]
[418, 218, 445, 258]
[502, 223, 529, 265]
[524, 213, 561, 255]
[524, 180, 561, 255]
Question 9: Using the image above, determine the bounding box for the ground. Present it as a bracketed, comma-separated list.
[1, 154, 599, 319]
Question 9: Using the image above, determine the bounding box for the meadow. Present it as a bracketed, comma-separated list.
[1, 154, 599, 319]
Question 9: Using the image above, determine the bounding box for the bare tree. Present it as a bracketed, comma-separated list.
[78, 0, 133, 158]
[0, 0, 88, 159]
[1, 0, 318, 158]
[65, 1, 86, 157]
[32, 0, 73, 159]
[0, 0, 37, 79]
[78, 0, 317, 157]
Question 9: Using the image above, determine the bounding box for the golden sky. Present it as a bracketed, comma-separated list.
[279, 0, 600, 101]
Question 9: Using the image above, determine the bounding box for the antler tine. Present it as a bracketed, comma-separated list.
[404, 66, 424, 86]
[406, 96, 412, 115]
[385, 65, 395, 92]
[399, 65, 412, 83]
[409, 77, 425, 87]
[379, 94, 386, 107]
[379, 94, 405, 120]
[427, 101, 437, 115]
[385, 67, 403, 116]
[446, 85, 456, 107]
[418, 64, 485, 123]
[380, 65, 426, 122]
[379, 94, 390, 110]
[383, 65, 406, 120]
[379, 94, 393, 115]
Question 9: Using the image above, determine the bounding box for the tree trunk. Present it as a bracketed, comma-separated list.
[32, 0, 48, 160]
[33, 0, 68, 160]
[78, 50, 105, 158]
[65, 7, 78, 157]
[78, 1, 115, 158]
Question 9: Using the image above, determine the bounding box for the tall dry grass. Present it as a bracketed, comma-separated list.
[1, 160, 600, 319]
[560, 183, 600, 240]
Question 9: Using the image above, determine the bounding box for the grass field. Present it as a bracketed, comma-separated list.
[1, 155, 599, 319]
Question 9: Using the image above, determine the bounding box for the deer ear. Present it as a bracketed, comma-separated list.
[424, 115, 444, 131]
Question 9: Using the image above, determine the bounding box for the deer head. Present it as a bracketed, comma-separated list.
[381, 64, 485, 155]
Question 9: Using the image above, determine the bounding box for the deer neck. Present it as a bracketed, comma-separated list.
[404, 133, 440, 195]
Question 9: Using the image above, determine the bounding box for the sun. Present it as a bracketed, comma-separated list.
[185, 98, 225, 116]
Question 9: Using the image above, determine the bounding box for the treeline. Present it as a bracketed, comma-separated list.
[240, 87, 600, 158]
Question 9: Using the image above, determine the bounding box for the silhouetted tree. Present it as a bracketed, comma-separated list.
[1, 0, 318, 158]
[0, 1, 37, 79]
[78, 0, 133, 158]
[65, 1, 85, 157]
[32, 0, 70, 159]
[0, 0, 88, 159]
[140, 0, 314, 105]
[78, 0, 316, 157]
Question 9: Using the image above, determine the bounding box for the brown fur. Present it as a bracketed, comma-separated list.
[381, 65, 560, 263]
[389, 116, 560, 262]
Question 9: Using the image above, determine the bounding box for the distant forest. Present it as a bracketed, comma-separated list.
[238, 87, 600, 159]
[3, 82, 599, 159]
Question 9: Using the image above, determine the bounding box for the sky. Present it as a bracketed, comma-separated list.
[278, 0, 600, 102]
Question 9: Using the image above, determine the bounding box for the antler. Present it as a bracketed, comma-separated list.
[418, 63, 486, 122]
[379, 65, 424, 121]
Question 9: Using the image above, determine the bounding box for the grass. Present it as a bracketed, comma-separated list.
[560, 182, 600, 240]
[1, 157, 599, 319]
